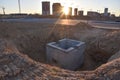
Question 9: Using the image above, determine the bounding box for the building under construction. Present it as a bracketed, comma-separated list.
[74, 8, 78, 16]
[42, 1, 50, 15]
[52, 3, 62, 16]
[78, 10, 84, 16]
[104, 8, 109, 16]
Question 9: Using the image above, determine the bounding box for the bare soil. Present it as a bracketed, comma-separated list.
[0, 21, 120, 70]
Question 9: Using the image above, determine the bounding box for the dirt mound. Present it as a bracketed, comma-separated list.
[0, 39, 120, 80]
[108, 50, 120, 62]
[79, 30, 120, 70]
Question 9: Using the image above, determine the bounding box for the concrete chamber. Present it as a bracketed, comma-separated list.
[46, 38, 85, 70]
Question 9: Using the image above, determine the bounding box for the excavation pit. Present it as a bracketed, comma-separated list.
[46, 38, 85, 70]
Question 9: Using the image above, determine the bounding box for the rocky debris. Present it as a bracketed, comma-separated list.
[108, 50, 120, 62]
[0, 39, 120, 80]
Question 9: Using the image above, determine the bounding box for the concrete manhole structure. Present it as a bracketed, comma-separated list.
[46, 38, 85, 70]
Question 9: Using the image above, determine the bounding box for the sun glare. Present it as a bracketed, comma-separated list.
[63, 7, 69, 15]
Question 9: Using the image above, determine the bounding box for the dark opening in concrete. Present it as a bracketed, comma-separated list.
[55, 39, 80, 50]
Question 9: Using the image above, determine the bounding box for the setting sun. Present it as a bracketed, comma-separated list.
[63, 7, 69, 15]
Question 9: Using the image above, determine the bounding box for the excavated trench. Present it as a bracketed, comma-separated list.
[13, 33, 115, 71]
[0, 22, 119, 71]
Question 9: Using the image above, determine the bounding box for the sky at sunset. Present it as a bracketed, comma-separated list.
[0, 0, 120, 16]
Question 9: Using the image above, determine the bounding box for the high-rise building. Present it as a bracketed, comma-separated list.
[104, 8, 108, 16]
[78, 10, 84, 16]
[68, 7, 72, 16]
[52, 3, 62, 16]
[42, 1, 50, 15]
[74, 8, 78, 16]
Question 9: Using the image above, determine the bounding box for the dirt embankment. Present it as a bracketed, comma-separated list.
[0, 22, 120, 71]
[0, 39, 120, 80]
